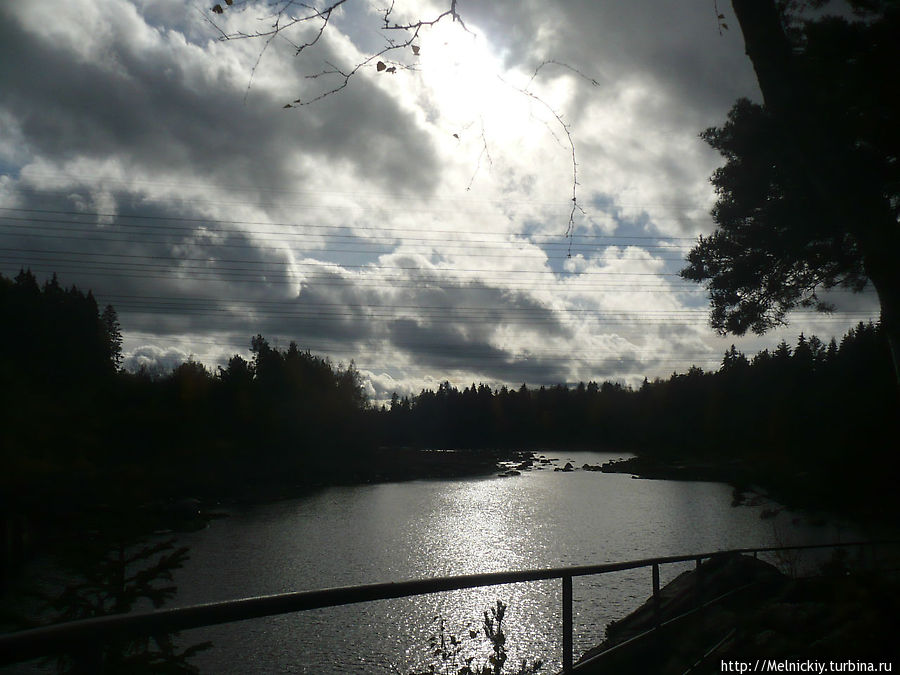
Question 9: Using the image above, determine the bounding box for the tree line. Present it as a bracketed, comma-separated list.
[0, 270, 374, 510]
[2, 269, 896, 515]
[373, 322, 897, 511]
[377, 324, 895, 452]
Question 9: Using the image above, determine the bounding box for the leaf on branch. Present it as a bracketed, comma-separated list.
[225, 0, 233, 4]
[386, 66, 396, 73]
[377, 61, 386, 72]
[718, 13, 725, 18]
[211, 4, 223, 14]
[452, 133, 459, 139]
[412, 45, 420, 55]
[283, 104, 292, 108]
[721, 22, 728, 29]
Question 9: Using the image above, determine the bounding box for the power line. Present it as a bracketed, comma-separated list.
[4, 261, 874, 298]
[0, 220, 694, 257]
[0, 207, 698, 241]
[3, 182, 713, 216]
[0, 253, 687, 277]
[0, 252, 690, 277]
[0, 233, 693, 262]
[103, 295, 873, 320]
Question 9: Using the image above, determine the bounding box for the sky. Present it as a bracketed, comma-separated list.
[0, 0, 881, 402]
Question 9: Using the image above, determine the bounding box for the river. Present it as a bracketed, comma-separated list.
[163, 451, 852, 673]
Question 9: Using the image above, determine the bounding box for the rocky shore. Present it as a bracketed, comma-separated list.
[571, 550, 899, 674]
[598, 456, 750, 484]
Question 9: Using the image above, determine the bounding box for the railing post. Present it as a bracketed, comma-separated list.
[695, 557, 703, 607]
[652, 563, 661, 629]
[562, 574, 573, 674]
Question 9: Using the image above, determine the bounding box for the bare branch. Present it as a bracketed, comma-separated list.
[381, 0, 471, 34]
[243, 30, 278, 102]
[713, 0, 729, 35]
[465, 118, 494, 192]
[210, 1, 462, 106]
[212, 2, 591, 246]
[198, 6, 230, 40]
[528, 60, 603, 89]
[501, 73, 586, 253]
[211, 1, 349, 47]
[289, 41, 418, 106]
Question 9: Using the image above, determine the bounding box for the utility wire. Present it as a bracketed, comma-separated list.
[0, 207, 698, 241]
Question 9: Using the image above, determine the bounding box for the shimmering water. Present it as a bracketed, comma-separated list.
[171, 451, 852, 673]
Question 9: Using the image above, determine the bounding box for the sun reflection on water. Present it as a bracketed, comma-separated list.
[175, 451, 858, 673]
[430, 478, 528, 572]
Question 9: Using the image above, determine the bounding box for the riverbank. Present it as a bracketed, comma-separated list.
[598, 453, 900, 533]
[573, 550, 900, 673]
[599, 456, 750, 483]
[0, 446, 529, 594]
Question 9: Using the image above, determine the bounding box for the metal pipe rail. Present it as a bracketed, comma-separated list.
[0, 540, 889, 672]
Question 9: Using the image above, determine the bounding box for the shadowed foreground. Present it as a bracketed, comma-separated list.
[575, 552, 899, 674]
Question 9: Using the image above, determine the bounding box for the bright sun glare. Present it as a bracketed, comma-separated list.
[416, 22, 540, 143]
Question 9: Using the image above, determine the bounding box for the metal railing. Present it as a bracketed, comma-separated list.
[0, 540, 890, 673]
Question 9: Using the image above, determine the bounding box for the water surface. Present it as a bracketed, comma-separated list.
[172, 451, 851, 673]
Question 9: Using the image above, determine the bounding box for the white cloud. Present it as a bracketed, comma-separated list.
[122, 344, 190, 377]
[0, 0, 881, 399]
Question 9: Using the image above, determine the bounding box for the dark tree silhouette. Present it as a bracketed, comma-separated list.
[101, 304, 124, 371]
[46, 517, 210, 674]
[1, 269, 896, 524]
[377, 319, 896, 515]
[684, 1, 900, 384]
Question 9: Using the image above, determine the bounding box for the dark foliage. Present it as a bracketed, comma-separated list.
[1, 269, 895, 524]
[683, 3, 900, 381]
[682, 98, 869, 334]
[44, 511, 211, 674]
[375, 322, 897, 515]
[0, 271, 372, 512]
[0, 269, 120, 382]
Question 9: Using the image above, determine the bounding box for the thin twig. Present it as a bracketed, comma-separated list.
[528, 60, 603, 89]
[501, 74, 586, 254]
[466, 118, 494, 191]
[713, 0, 728, 36]
[212, 2, 591, 249]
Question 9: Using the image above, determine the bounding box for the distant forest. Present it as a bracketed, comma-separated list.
[1, 270, 897, 515]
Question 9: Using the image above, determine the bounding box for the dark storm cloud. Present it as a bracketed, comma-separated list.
[0, 3, 441, 197]
[358, 267, 576, 384]
[0, 0, 444, 364]
[0, 178, 578, 377]
[0, 185, 299, 335]
[466, 0, 759, 120]
[386, 318, 570, 385]
[250, 261, 575, 353]
[255, 266, 384, 345]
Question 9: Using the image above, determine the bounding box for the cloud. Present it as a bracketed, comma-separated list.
[0, 0, 881, 401]
[0, 0, 441, 197]
[122, 344, 190, 377]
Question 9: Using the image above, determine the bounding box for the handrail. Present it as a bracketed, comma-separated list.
[571, 581, 758, 672]
[0, 540, 893, 672]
